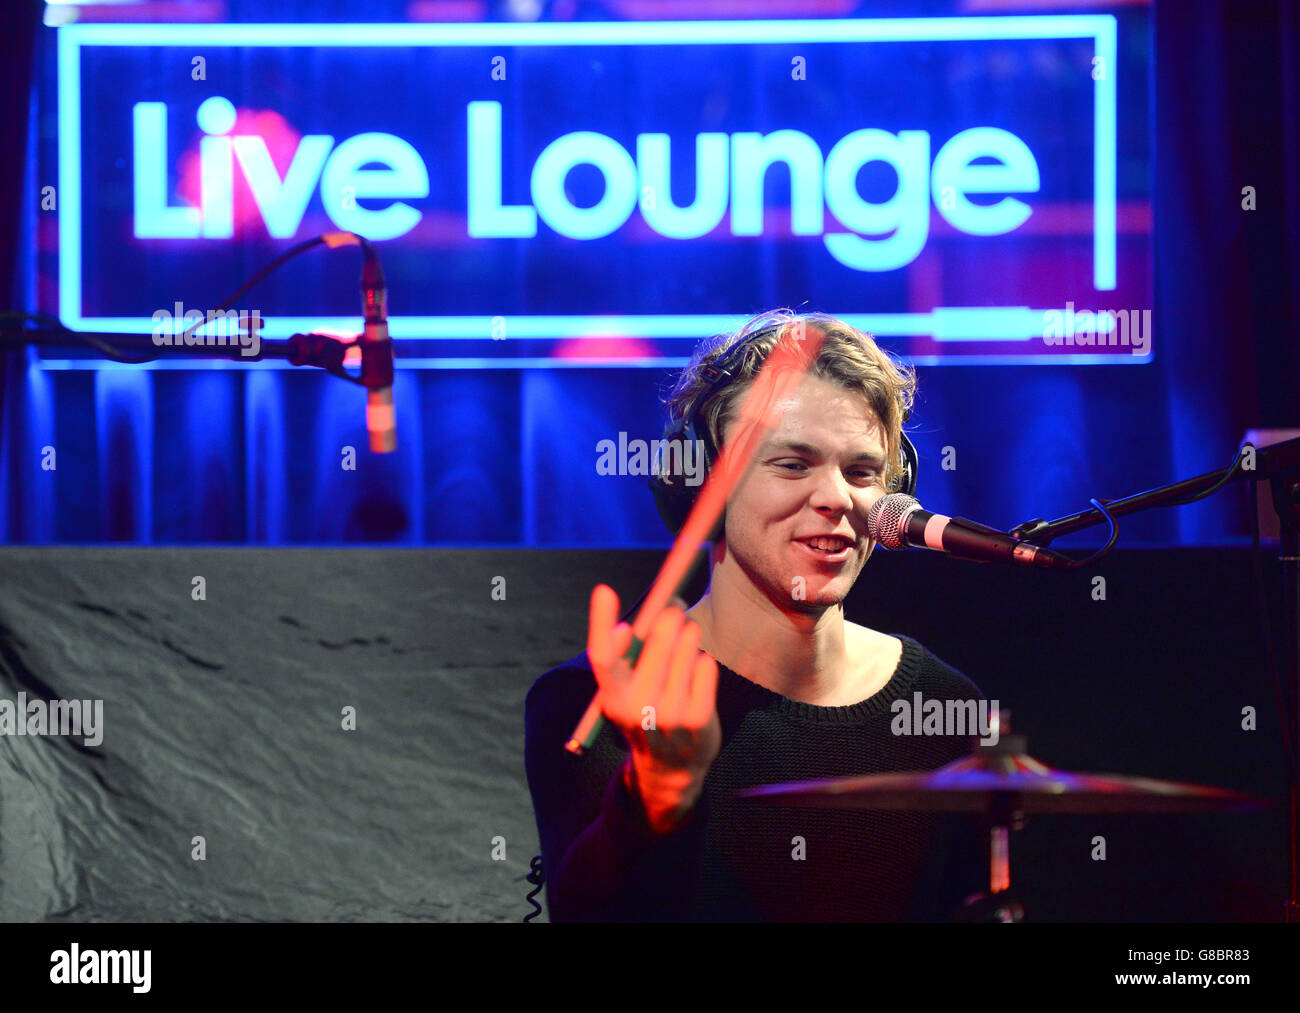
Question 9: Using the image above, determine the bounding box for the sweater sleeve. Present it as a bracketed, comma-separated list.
[524, 663, 710, 921]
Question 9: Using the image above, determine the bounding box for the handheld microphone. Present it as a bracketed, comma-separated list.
[867, 493, 1075, 570]
[360, 251, 396, 453]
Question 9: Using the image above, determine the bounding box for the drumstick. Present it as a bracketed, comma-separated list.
[565, 323, 826, 754]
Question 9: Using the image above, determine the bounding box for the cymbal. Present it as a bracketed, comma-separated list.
[736, 751, 1269, 815]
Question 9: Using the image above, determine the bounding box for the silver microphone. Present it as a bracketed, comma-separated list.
[867, 493, 1074, 570]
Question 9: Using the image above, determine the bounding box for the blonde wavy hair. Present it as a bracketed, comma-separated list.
[661, 309, 917, 493]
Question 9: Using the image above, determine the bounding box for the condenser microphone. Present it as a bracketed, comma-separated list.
[867, 493, 1074, 570]
[360, 251, 396, 453]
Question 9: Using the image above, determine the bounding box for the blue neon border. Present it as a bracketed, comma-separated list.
[56, 16, 1131, 367]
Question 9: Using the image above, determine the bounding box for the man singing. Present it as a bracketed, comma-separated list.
[525, 309, 985, 921]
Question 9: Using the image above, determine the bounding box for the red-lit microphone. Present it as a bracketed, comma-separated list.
[360, 251, 396, 453]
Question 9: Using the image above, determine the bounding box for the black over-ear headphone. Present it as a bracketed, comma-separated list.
[647, 321, 918, 538]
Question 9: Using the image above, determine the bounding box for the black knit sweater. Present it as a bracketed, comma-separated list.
[525, 634, 987, 921]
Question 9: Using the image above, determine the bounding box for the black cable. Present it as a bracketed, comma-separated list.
[2, 231, 375, 359]
[1023, 445, 1251, 565]
[1248, 476, 1294, 765]
[1042, 450, 1291, 772]
[0, 311, 158, 363]
[1163, 444, 1250, 507]
[176, 233, 357, 344]
[523, 854, 545, 923]
[1063, 497, 1120, 568]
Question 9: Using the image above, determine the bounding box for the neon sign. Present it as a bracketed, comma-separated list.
[56, 17, 1136, 364]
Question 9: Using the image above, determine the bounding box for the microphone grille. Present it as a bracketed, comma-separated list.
[868, 493, 919, 550]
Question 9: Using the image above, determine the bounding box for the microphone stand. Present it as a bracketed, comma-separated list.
[1009, 436, 1300, 922]
[3, 231, 395, 409]
[1, 324, 389, 387]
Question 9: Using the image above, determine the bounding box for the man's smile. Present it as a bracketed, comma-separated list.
[793, 534, 856, 562]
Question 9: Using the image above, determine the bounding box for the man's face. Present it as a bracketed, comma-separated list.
[718, 373, 889, 614]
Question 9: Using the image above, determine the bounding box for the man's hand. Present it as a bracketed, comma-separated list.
[587, 584, 721, 833]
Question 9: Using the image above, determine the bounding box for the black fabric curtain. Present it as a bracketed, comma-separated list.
[1154, 0, 1299, 432]
[0, 1, 42, 537]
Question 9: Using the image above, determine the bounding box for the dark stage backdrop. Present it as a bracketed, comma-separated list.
[0, 546, 1286, 922]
